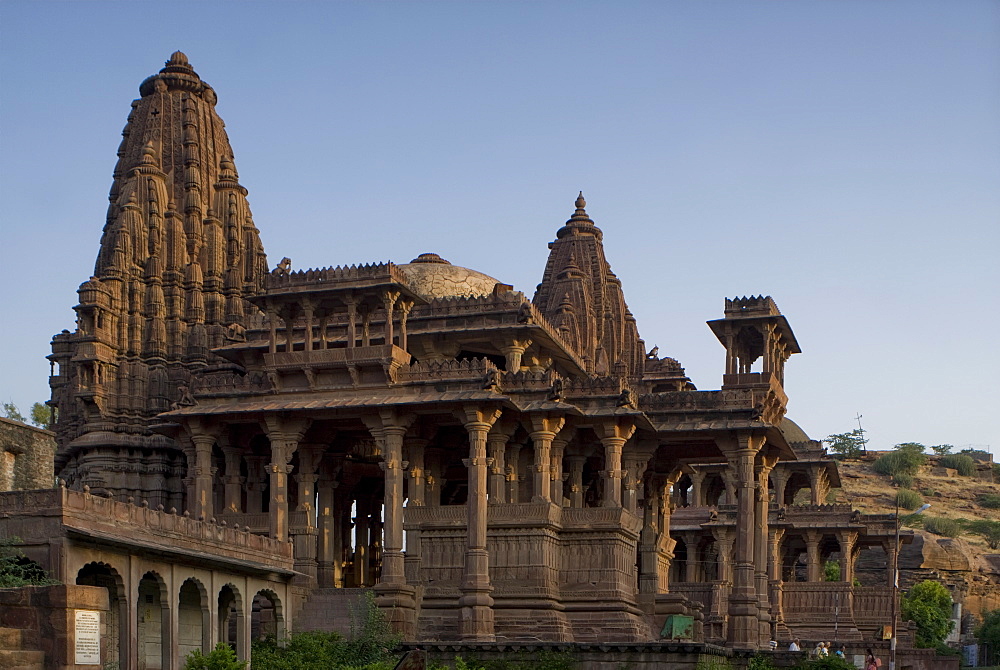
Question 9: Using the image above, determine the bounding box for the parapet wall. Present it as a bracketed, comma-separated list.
[0, 416, 55, 491]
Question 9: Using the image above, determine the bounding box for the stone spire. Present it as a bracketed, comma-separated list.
[48, 53, 269, 502]
[532, 193, 644, 376]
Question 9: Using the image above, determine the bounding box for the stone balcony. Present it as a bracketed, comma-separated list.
[0, 487, 293, 572]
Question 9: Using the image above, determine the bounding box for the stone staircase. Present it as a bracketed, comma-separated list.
[294, 588, 373, 637]
[0, 627, 45, 670]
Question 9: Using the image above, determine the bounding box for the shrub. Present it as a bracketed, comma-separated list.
[931, 444, 954, 456]
[979, 494, 1000, 509]
[896, 489, 923, 510]
[960, 448, 991, 462]
[185, 643, 246, 670]
[939, 454, 975, 476]
[748, 654, 777, 670]
[976, 609, 1000, 649]
[793, 657, 855, 670]
[923, 516, 962, 538]
[825, 430, 866, 460]
[901, 580, 955, 648]
[892, 473, 914, 488]
[824, 560, 841, 582]
[0, 536, 59, 587]
[873, 447, 927, 477]
[966, 520, 1000, 549]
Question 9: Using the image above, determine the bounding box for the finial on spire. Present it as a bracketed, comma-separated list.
[576, 191, 586, 211]
[568, 191, 593, 224]
[167, 51, 189, 67]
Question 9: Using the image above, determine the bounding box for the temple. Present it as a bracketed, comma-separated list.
[0, 53, 933, 668]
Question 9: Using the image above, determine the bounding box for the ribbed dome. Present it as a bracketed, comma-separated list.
[398, 253, 502, 299]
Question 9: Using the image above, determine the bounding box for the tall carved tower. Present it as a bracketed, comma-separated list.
[48, 52, 268, 504]
[533, 193, 645, 376]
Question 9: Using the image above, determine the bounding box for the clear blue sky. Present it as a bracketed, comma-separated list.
[1, 1, 997, 452]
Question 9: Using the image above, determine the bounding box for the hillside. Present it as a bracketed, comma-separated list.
[830, 450, 1000, 621]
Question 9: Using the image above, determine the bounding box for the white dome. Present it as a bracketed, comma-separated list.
[398, 253, 502, 299]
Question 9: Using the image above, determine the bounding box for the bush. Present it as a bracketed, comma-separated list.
[0, 536, 59, 587]
[931, 444, 954, 456]
[978, 494, 1000, 509]
[793, 657, 855, 670]
[976, 609, 1000, 649]
[185, 643, 246, 670]
[896, 489, 923, 510]
[873, 447, 927, 478]
[923, 516, 962, 537]
[748, 654, 777, 670]
[939, 454, 975, 476]
[824, 560, 841, 582]
[251, 592, 400, 670]
[825, 430, 866, 460]
[901, 580, 955, 648]
[966, 520, 1000, 549]
[892, 473, 914, 488]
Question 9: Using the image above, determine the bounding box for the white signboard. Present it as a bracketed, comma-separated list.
[74, 609, 102, 665]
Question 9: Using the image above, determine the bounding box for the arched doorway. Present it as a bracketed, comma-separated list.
[251, 590, 283, 640]
[137, 572, 169, 670]
[177, 578, 208, 661]
[76, 562, 126, 668]
[218, 583, 245, 657]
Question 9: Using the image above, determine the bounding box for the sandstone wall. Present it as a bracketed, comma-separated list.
[0, 417, 55, 491]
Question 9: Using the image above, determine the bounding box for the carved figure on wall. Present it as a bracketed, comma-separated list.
[272, 257, 292, 276]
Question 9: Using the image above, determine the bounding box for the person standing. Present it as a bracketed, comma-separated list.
[866, 648, 882, 670]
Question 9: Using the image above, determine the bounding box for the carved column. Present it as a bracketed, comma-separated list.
[528, 415, 565, 503]
[754, 455, 777, 643]
[267, 305, 278, 354]
[221, 445, 243, 514]
[499, 338, 532, 372]
[383, 291, 399, 346]
[263, 416, 310, 542]
[622, 448, 650, 514]
[404, 436, 426, 584]
[398, 300, 413, 352]
[459, 405, 501, 641]
[317, 477, 339, 587]
[345, 298, 357, 349]
[726, 432, 764, 649]
[769, 527, 787, 636]
[884, 540, 897, 586]
[689, 470, 706, 507]
[567, 456, 585, 508]
[506, 443, 522, 504]
[684, 531, 701, 582]
[292, 444, 324, 582]
[770, 469, 789, 507]
[244, 456, 265, 514]
[303, 299, 315, 352]
[597, 419, 635, 508]
[809, 466, 829, 505]
[839, 531, 858, 583]
[486, 423, 514, 504]
[189, 427, 216, 521]
[805, 530, 822, 582]
[550, 434, 570, 505]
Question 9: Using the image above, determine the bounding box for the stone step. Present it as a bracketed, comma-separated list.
[0, 648, 46, 670]
[0, 627, 23, 649]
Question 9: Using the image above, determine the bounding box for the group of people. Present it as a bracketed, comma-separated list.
[786, 639, 881, 669]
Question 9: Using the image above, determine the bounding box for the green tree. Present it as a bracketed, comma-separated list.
[823, 560, 841, 582]
[966, 520, 1000, 549]
[2, 401, 26, 423]
[931, 444, 953, 456]
[901, 580, 955, 648]
[976, 610, 1000, 650]
[30, 402, 53, 429]
[184, 643, 246, 670]
[825, 430, 866, 460]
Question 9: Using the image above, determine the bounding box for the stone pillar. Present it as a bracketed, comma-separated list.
[885, 541, 897, 587]
[598, 420, 635, 508]
[303, 299, 315, 352]
[345, 299, 357, 349]
[221, 447, 243, 513]
[506, 443, 522, 504]
[499, 338, 532, 372]
[189, 430, 216, 521]
[245, 457, 265, 514]
[754, 456, 777, 643]
[770, 469, 789, 507]
[383, 291, 399, 346]
[768, 528, 785, 582]
[768, 527, 787, 635]
[684, 531, 700, 582]
[486, 424, 513, 504]
[726, 432, 764, 649]
[292, 445, 323, 582]
[622, 451, 649, 514]
[550, 435, 569, 505]
[354, 495, 371, 586]
[689, 470, 706, 507]
[805, 530, 822, 582]
[458, 405, 502, 641]
[714, 528, 734, 583]
[567, 456, 585, 508]
[263, 416, 310, 542]
[839, 531, 858, 583]
[528, 415, 565, 503]
[639, 477, 663, 600]
[398, 300, 412, 352]
[808, 466, 829, 505]
[404, 437, 426, 584]
[317, 478, 339, 587]
[366, 410, 417, 636]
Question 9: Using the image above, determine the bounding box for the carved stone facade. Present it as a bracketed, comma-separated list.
[13, 53, 949, 666]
